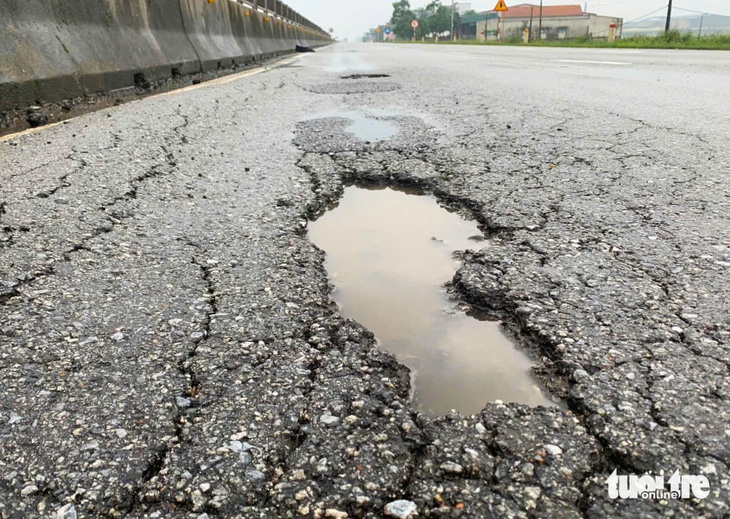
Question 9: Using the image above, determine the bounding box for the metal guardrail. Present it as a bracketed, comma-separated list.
[233, 0, 328, 35]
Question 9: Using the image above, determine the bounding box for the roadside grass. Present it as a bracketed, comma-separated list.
[392, 31, 730, 50]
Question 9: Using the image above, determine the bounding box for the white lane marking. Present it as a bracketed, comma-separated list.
[557, 59, 631, 65]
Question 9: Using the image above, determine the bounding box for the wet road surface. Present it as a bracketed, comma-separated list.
[1, 43, 729, 518]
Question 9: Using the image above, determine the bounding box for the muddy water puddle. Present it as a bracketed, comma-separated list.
[315, 110, 397, 142]
[309, 186, 556, 415]
[345, 112, 397, 141]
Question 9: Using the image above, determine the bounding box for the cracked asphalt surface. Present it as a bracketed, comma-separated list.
[0, 43, 729, 518]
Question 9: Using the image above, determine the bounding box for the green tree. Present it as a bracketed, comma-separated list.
[413, 7, 427, 38]
[391, 0, 416, 40]
[426, 1, 452, 36]
[389, 0, 461, 40]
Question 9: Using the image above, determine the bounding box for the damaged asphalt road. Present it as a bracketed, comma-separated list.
[1, 44, 729, 518]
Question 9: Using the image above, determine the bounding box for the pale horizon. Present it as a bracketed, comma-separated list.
[284, 0, 730, 41]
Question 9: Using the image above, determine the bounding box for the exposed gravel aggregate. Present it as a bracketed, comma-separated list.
[1, 44, 728, 518]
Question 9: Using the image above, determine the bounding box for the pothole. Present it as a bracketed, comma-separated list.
[341, 74, 391, 79]
[305, 82, 401, 95]
[295, 115, 433, 154]
[308, 185, 557, 415]
[342, 112, 397, 142]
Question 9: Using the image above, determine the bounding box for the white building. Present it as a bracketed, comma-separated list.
[474, 3, 622, 41]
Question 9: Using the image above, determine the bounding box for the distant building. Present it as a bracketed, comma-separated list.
[460, 11, 498, 40]
[464, 3, 622, 41]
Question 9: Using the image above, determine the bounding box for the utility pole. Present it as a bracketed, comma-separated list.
[529, 7, 534, 41]
[698, 14, 704, 37]
[665, 0, 673, 33]
[538, 0, 543, 40]
[451, 0, 456, 41]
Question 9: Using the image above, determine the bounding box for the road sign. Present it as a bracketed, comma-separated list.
[385, 27, 391, 35]
[494, 0, 508, 11]
[411, 20, 419, 29]
[375, 27, 381, 33]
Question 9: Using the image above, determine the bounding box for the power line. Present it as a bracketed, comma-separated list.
[588, 1, 730, 20]
[673, 7, 708, 15]
[590, 4, 669, 36]
[622, 4, 670, 24]
[674, 6, 730, 17]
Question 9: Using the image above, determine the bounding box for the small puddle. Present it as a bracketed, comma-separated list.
[309, 186, 556, 415]
[343, 112, 397, 142]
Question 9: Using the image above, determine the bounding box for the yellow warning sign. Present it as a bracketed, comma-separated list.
[494, 0, 508, 11]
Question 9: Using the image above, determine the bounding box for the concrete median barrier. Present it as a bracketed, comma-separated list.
[178, 0, 248, 72]
[0, 0, 331, 112]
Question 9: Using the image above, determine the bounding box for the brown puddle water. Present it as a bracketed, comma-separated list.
[309, 186, 556, 415]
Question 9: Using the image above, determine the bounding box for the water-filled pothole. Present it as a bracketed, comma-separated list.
[341, 111, 397, 142]
[309, 186, 556, 415]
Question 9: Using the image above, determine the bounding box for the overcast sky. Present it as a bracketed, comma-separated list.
[284, 0, 730, 41]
